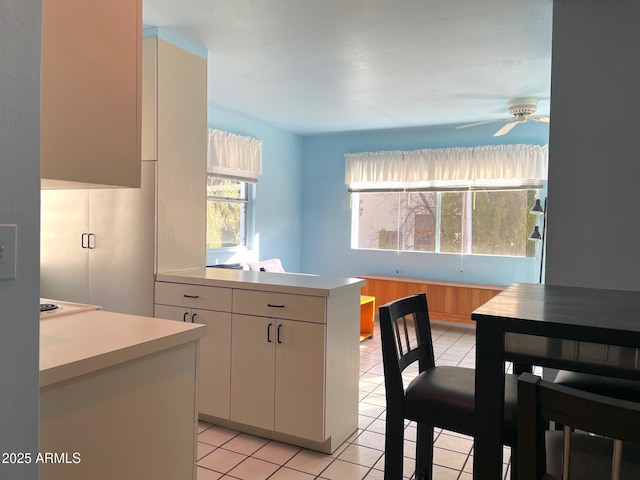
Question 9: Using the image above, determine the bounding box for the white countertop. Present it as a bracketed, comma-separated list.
[40, 309, 206, 387]
[156, 268, 365, 296]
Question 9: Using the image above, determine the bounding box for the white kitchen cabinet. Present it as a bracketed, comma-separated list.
[230, 313, 325, 441]
[40, 162, 155, 316]
[41, 0, 142, 188]
[155, 268, 363, 453]
[142, 37, 207, 272]
[154, 283, 233, 420]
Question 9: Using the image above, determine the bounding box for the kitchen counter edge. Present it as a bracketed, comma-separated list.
[156, 268, 365, 296]
[40, 309, 206, 388]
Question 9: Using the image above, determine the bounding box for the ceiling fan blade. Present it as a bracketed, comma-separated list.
[456, 117, 512, 129]
[530, 115, 550, 123]
[493, 121, 517, 137]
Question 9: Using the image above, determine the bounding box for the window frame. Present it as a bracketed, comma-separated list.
[206, 173, 255, 252]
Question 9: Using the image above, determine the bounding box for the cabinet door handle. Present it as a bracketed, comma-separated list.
[277, 324, 282, 344]
[267, 303, 285, 308]
[183, 312, 189, 322]
[81, 233, 89, 249]
[191, 313, 196, 323]
[87, 233, 96, 249]
[183, 294, 199, 299]
[267, 323, 273, 343]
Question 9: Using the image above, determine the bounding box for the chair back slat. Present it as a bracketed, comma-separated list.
[380, 293, 435, 375]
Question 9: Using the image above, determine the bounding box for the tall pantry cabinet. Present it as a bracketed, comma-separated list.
[40, 162, 156, 316]
[41, 37, 207, 316]
[142, 37, 207, 273]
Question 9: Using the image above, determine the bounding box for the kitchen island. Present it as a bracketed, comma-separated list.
[40, 309, 205, 480]
[155, 267, 364, 454]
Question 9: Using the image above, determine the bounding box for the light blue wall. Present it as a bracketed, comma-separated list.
[205, 106, 550, 285]
[301, 121, 549, 285]
[207, 107, 303, 272]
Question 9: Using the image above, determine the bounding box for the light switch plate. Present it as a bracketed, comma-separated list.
[0, 224, 17, 280]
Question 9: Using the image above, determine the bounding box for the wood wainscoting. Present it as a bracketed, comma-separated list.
[359, 274, 506, 325]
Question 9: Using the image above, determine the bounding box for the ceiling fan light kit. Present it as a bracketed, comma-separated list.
[457, 97, 550, 136]
[507, 97, 539, 116]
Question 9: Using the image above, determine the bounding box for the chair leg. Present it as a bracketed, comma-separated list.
[415, 423, 434, 480]
[384, 411, 405, 480]
[510, 446, 519, 480]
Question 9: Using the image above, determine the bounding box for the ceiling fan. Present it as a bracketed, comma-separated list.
[457, 98, 550, 136]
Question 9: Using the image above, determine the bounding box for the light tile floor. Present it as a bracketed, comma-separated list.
[196, 321, 525, 480]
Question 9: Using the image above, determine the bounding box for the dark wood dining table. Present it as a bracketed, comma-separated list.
[472, 282, 640, 480]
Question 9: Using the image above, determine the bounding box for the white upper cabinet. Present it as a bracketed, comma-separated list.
[41, 0, 142, 188]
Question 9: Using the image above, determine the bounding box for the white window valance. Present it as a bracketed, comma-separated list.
[207, 128, 263, 182]
[345, 144, 548, 191]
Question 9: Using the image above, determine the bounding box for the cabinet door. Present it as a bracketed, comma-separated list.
[154, 304, 190, 322]
[41, 0, 142, 188]
[156, 305, 232, 420]
[275, 319, 326, 441]
[40, 189, 90, 303]
[192, 309, 231, 420]
[88, 161, 155, 316]
[230, 314, 275, 431]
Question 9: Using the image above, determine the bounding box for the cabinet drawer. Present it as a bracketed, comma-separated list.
[233, 289, 326, 323]
[155, 282, 232, 312]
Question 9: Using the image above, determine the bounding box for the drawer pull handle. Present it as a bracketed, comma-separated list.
[182, 312, 189, 322]
[267, 323, 273, 343]
[191, 313, 196, 323]
[267, 303, 285, 308]
[183, 294, 199, 299]
[277, 324, 282, 344]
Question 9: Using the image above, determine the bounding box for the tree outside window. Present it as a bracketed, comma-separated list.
[206, 175, 248, 249]
[354, 189, 538, 257]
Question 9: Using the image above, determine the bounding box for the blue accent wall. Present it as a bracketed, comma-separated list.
[300, 121, 549, 285]
[207, 107, 303, 272]
[205, 105, 549, 286]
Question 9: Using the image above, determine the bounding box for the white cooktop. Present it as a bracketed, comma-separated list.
[40, 298, 101, 319]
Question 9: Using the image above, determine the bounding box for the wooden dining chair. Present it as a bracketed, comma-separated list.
[553, 370, 640, 401]
[379, 293, 519, 480]
[552, 343, 640, 403]
[518, 372, 640, 480]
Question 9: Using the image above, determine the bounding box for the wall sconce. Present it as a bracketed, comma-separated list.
[528, 197, 547, 283]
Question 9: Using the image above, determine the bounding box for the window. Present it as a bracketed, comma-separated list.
[206, 129, 262, 251]
[353, 189, 537, 256]
[206, 175, 249, 249]
[346, 144, 547, 257]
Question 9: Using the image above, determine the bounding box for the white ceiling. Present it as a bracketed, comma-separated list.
[142, 0, 553, 135]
